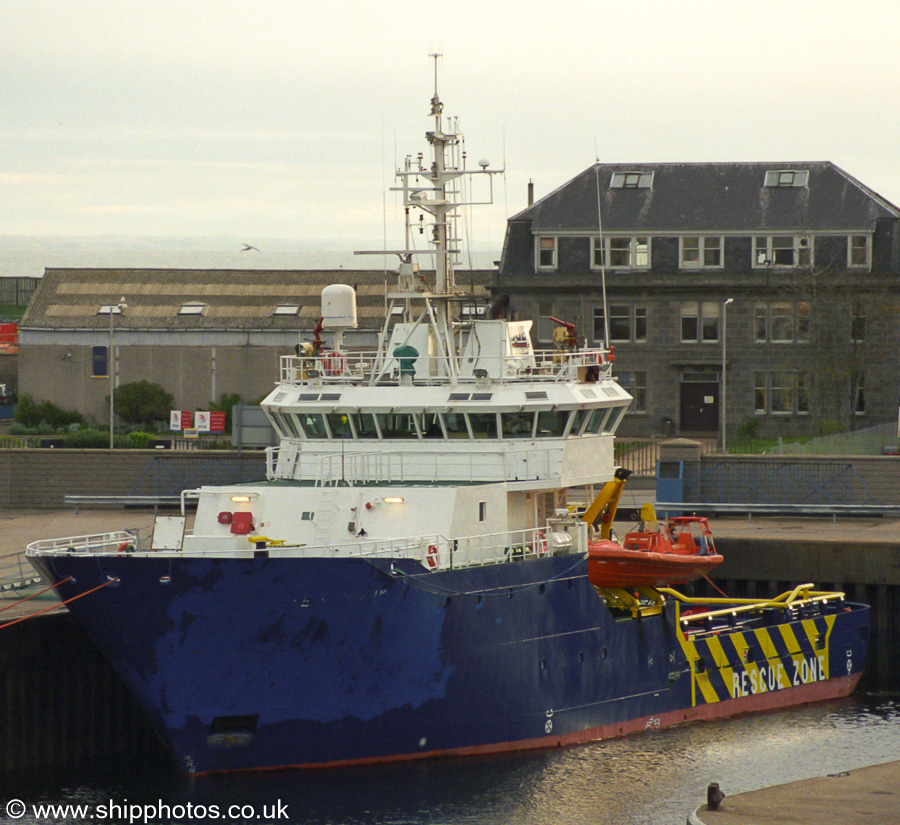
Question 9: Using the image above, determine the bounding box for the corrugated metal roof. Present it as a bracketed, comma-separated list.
[21, 268, 494, 330]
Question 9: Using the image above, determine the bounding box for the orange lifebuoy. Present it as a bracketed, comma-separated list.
[426, 544, 439, 568]
[323, 351, 344, 376]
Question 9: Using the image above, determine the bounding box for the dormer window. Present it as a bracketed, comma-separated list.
[848, 235, 870, 268]
[536, 237, 557, 269]
[610, 171, 653, 189]
[178, 303, 207, 316]
[764, 169, 809, 188]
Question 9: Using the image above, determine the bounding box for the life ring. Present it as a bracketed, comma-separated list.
[426, 544, 439, 569]
[323, 351, 344, 376]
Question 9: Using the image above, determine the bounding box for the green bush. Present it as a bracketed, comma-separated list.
[736, 417, 761, 441]
[113, 381, 174, 428]
[14, 394, 85, 429]
[64, 428, 110, 448]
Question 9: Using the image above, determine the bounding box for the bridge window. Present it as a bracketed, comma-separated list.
[326, 413, 353, 438]
[297, 413, 328, 438]
[535, 410, 567, 437]
[375, 413, 419, 438]
[468, 412, 500, 439]
[501, 412, 536, 438]
[348, 412, 379, 438]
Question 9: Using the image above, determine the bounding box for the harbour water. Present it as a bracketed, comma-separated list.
[2, 693, 897, 825]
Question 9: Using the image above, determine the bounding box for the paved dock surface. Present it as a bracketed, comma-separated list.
[689, 760, 900, 824]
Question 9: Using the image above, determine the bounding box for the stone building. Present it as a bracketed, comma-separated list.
[496, 162, 900, 440]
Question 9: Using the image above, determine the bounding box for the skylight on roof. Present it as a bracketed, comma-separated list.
[610, 171, 654, 189]
[97, 305, 124, 315]
[273, 305, 300, 316]
[764, 169, 809, 188]
[178, 303, 206, 316]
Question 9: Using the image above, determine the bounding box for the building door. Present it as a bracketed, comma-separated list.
[680, 382, 719, 432]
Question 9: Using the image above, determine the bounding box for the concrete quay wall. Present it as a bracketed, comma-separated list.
[710, 535, 900, 688]
[0, 449, 266, 509]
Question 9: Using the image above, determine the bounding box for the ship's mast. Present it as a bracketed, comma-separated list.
[357, 54, 502, 382]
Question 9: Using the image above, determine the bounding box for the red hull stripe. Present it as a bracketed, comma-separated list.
[189, 672, 862, 776]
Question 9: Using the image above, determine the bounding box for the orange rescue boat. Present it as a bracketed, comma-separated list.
[587, 514, 722, 588]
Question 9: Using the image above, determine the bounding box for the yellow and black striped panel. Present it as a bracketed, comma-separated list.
[678, 614, 837, 706]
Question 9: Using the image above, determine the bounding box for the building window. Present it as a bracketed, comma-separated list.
[602, 236, 650, 269]
[681, 301, 720, 343]
[610, 171, 654, 189]
[851, 300, 865, 342]
[848, 235, 870, 268]
[754, 372, 810, 414]
[617, 370, 647, 412]
[92, 346, 108, 378]
[854, 373, 866, 415]
[461, 302, 486, 320]
[763, 169, 809, 188]
[753, 235, 813, 268]
[591, 237, 605, 268]
[536, 237, 557, 269]
[593, 304, 647, 343]
[680, 236, 723, 268]
[754, 302, 809, 343]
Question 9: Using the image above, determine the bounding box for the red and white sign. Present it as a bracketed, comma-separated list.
[196, 411, 211, 432]
[170, 410, 192, 431]
[209, 411, 226, 432]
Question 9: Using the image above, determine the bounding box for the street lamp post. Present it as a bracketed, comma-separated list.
[721, 298, 734, 452]
[109, 297, 127, 449]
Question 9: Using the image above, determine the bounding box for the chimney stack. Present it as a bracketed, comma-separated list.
[527, 179, 534, 206]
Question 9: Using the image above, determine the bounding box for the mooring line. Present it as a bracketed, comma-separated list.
[0, 576, 73, 614]
[0, 577, 117, 630]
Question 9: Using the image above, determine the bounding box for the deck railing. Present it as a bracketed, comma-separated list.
[28, 524, 588, 573]
[279, 347, 613, 387]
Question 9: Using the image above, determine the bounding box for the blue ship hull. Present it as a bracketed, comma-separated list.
[33, 553, 870, 774]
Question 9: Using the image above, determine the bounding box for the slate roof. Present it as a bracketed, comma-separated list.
[21, 268, 494, 331]
[511, 162, 900, 233]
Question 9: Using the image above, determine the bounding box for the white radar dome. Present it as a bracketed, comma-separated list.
[321, 284, 358, 329]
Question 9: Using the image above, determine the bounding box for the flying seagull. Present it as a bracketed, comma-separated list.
[241, 243, 260, 252]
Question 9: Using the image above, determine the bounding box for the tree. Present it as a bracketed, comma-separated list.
[113, 381, 174, 428]
[774, 241, 899, 432]
[208, 392, 243, 432]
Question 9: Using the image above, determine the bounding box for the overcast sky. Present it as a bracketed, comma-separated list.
[3, 0, 900, 256]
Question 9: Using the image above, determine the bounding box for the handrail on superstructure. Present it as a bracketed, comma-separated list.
[279, 347, 614, 387]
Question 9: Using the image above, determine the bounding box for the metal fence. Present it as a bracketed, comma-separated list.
[0, 277, 39, 307]
[683, 459, 876, 505]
